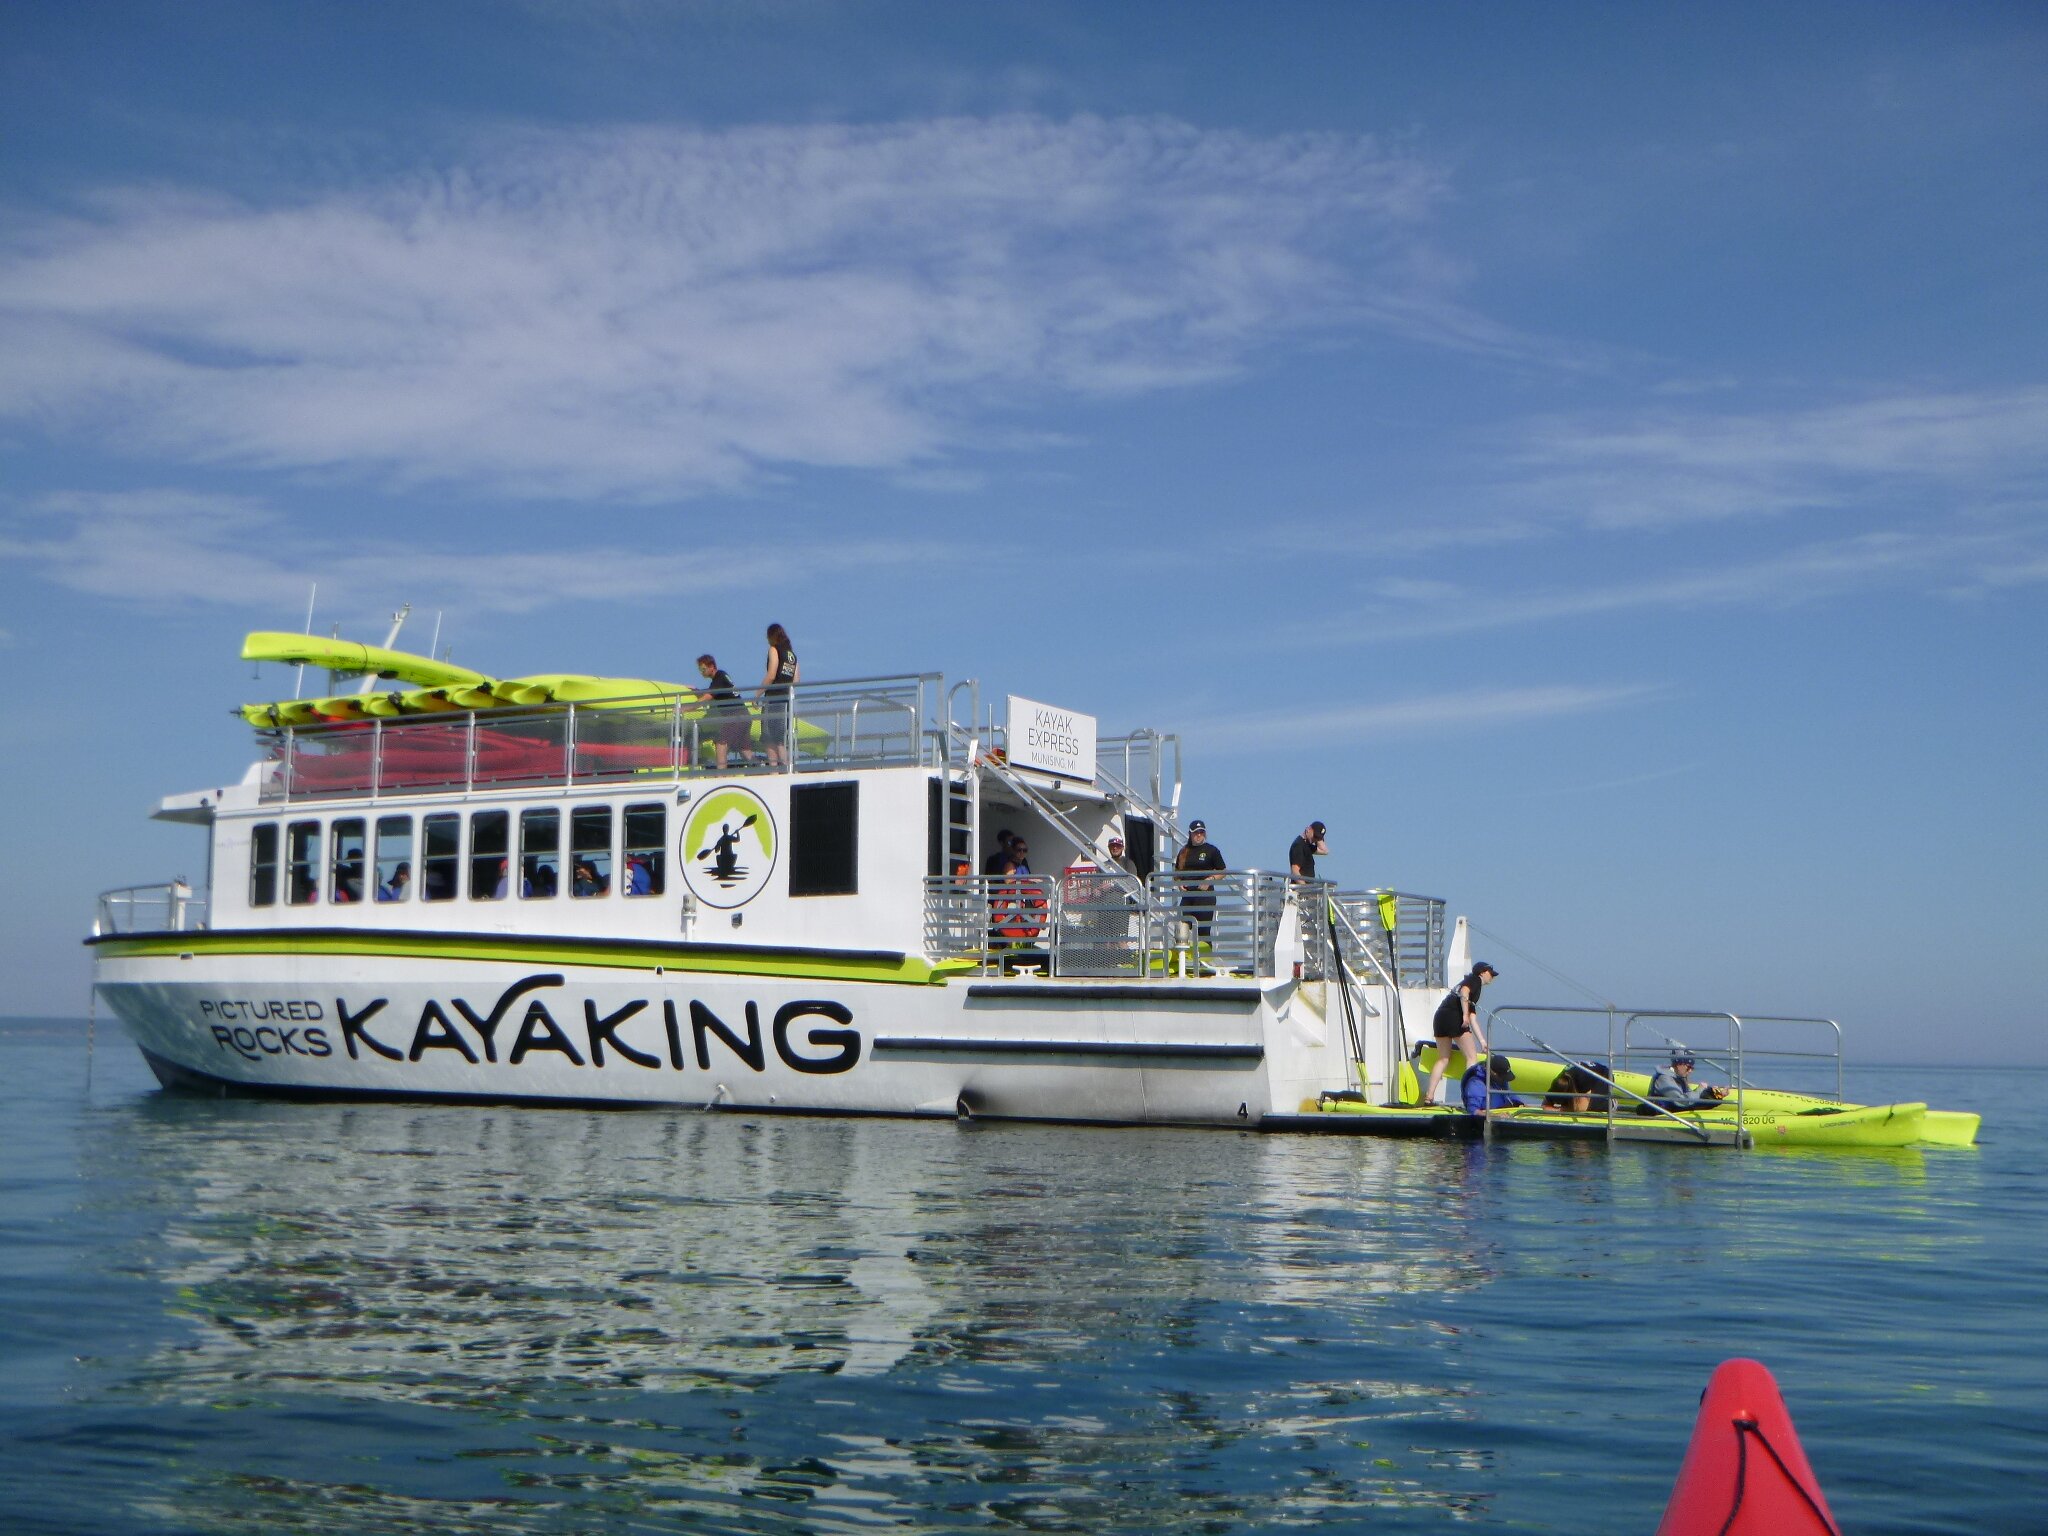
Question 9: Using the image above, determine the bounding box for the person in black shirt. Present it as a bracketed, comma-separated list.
[759, 622, 799, 769]
[1288, 821, 1328, 880]
[696, 653, 750, 771]
[1173, 819, 1227, 965]
[1423, 961, 1498, 1107]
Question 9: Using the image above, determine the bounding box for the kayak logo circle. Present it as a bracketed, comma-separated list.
[682, 785, 777, 909]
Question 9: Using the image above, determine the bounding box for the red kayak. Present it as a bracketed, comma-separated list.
[1656, 1358, 1841, 1535]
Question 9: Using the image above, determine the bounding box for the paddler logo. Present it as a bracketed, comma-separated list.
[681, 785, 776, 909]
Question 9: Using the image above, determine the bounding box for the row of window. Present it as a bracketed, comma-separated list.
[249, 803, 668, 908]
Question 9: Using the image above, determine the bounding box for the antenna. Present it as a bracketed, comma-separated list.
[430, 610, 445, 663]
[292, 582, 317, 700]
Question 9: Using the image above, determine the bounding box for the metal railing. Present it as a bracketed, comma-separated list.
[923, 869, 1297, 978]
[96, 882, 208, 935]
[1479, 1005, 1847, 1146]
[258, 674, 945, 803]
[1336, 889, 1447, 989]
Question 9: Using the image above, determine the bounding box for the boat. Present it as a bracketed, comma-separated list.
[1409, 1047, 1978, 1149]
[1656, 1358, 1841, 1535]
[89, 632, 1942, 1142]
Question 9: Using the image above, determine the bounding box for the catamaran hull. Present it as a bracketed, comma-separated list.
[93, 952, 1353, 1127]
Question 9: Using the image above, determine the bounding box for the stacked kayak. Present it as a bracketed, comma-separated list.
[1409, 1047, 1978, 1149]
[237, 632, 831, 767]
[1657, 1358, 1840, 1535]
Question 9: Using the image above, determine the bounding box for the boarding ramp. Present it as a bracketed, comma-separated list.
[1477, 1005, 1848, 1148]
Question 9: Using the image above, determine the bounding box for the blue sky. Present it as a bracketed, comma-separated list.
[2, 2, 2043, 1061]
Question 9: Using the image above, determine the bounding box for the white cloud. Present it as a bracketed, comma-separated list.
[0, 489, 952, 617]
[1183, 682, 1658, 751]
[0, 117, 1486, 501]
[1516, 387, 2048, 529]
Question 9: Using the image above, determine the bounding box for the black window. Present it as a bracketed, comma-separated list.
[421, 814, 460, 901]
[571, 805, 613, 897]
[375, 816, 412, 902]
[249, 823, 279, 907]
[286, 820, 321, 905]
[520, 808, 560, 899]
[623, 803, 665, 897]
[790, 781, 858, 897]
[331, 818, 366, 905]
[470, 810, 510, 900]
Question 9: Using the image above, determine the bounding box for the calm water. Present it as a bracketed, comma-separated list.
[1, 1018, 2041, 1535]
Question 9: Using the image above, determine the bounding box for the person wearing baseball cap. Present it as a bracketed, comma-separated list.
[1288, 820, 1329, 881]
[1421, 960, 1500, 1107]
[1648, 1047, 1728, 1110]
[1173, 819, 1228, 962]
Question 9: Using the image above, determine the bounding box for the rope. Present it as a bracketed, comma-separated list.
[1468, 923, 1614, 1008]
[1711, 1417, 1842, 1536]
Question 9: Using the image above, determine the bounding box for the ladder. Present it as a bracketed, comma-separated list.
[952, 722, 1146, 900]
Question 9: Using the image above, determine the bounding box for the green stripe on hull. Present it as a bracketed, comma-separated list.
[91, 929, 972, 986]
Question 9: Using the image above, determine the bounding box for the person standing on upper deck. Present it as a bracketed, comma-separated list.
[695, 654, 750, 772]
[1173, 820, 1227, 958]
[1422, 961, 1498, 1108]
[1288, 821, 1328, 881]
[759, 623, 798, 770]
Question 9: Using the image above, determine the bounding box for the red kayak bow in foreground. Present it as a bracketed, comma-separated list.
[1655, 1358, 1841, 1535]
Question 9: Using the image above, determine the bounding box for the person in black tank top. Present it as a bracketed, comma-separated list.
[760, 622, 799, 769]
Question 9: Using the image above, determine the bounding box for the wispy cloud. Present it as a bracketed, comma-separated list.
[0, 116, 1503, 501]
[0, 489, 951, 617]
[1182, 682, 1659, 752]
[1337, 530, 2043, 641]
[1516, 387, 2048, 530]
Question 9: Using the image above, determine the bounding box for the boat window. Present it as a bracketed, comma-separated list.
[421, 813, 460, 901]
[470, 810, 510, 900]
[286, 820, 322, 905]
[570, 805, 612, 897]
[374, 816, 412, 902]
[331, 817, 366, 905]
[790, 781, 858, 897]
[249, 822, 279, 907]
[521, 808, 561, 899]
[623, 803, 665, 897]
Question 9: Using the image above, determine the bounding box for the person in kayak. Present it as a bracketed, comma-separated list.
[1462, 1055, 1525, 1114]
[1423, 961, 1497, 1106]
[1648, 1049, 1729, 1109]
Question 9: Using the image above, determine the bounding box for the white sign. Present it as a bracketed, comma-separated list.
[1006, 695, 1096, 783]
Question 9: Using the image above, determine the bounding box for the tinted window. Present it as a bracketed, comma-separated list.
[421, 813, 460, 902]
[623, 803, 665, 897]
[790, 782, 858, 897]
[470, 810, 509, 900]
[521, 808, 561, 899]
[571, 805, 612, 897]
[249, 823, 279, 907]
[331, 818, 366, 905]
[286, 821, 322, 905]
[374, 815, 412, 902]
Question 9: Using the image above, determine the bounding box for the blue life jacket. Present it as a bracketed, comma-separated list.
[1461, 1062, 1523, 1114]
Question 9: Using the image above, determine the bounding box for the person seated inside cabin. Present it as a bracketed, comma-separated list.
[492, 858, 512, 900]
[377, 861, 411, 902]
[573, 859, 608, 898]
[530, 863, 558, 898]
[1461, 1055, 1526, 1115]
[625, 856, 652, 896]
[334, 858, 364, 903]
[1647, 1049, 1728, 1110]
[1542, 1061, 1612, 1113]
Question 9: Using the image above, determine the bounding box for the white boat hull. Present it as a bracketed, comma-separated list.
[95, 950, 1357, 1126]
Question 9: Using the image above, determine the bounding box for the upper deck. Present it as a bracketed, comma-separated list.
[252, 672, 1178, 811]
